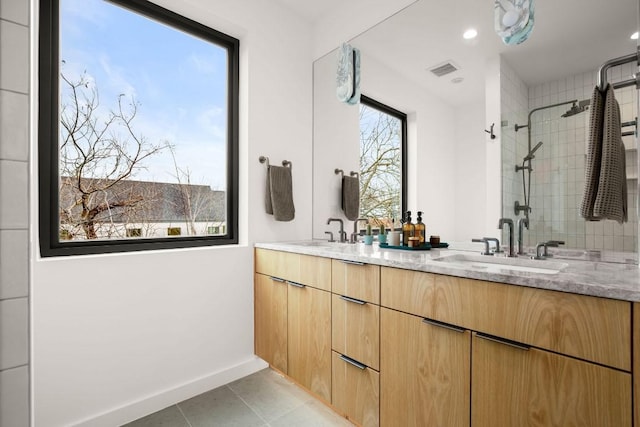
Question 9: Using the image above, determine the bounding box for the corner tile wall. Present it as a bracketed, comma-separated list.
[0, 0, 30, 426]
[526, 63, 638, 251]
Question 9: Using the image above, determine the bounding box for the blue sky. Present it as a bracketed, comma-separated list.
[60, 0, 229, 189]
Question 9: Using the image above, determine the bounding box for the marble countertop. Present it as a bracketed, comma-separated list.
[255, 240, 640, 302]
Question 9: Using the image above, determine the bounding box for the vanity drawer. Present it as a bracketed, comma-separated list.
[381, 266, 631, 370]
[255, 249, 331, 291]
[332, 351, 380, 427]
[332, 294, 380, 370]
[332, 259, 380, 304]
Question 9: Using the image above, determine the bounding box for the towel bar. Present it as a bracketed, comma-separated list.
[260, 156, 292, 169]
[597, 49, 639, 91]
[350, 171, 359, 178]
[335, 168, 344, 177]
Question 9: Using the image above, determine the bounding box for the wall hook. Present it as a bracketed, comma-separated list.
[485, 123, 496, 139]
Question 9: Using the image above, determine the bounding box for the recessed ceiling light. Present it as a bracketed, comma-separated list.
[631, 31, 639, 40]
[463, 28, 478, 40]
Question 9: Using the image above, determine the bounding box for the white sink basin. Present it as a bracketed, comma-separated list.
[432, 253, 568, 275]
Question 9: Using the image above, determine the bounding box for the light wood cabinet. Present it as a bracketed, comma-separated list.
[332, 294, 380, 370]
[254, 249, 332, 402]
[634, 302, 640, 427]
[254, 273, 288, 373]
[472, 332, 632, 427]
[332, 351, 379, 427]
[287, 282, 332, 402]
[380, 307, 470, 427]
[256, 249, 637, 426]
[381, 266, 631, 370]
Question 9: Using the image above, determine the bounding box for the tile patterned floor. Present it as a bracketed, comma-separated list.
[122, 368, 354, 427]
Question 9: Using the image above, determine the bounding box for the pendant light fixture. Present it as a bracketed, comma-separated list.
[494, 0, 535, 45]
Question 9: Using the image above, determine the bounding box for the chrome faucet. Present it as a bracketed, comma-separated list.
[327, 218, 347, 243]
[472, 238, 492, 255]
[483, 237, 503, 254]
[533, 240, 565, 259]
[350, 217, 368, 244]
[498, 218, 515, 257]
[516, 217, 529, 255]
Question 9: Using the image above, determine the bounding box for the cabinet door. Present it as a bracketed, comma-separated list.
[254, 273, 288, 374]
[472, 332, 632, 427]
[380, 307, 470, 427]
[288, 282, 332, 402]
[332, 351, 379, 427]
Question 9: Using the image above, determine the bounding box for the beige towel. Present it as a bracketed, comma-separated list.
[265, 165, 295, 221]
[341, 175, 360, 220]
[580, 84, 627, 223]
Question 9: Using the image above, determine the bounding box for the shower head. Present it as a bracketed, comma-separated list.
[561, 99, 590, 117]
[523, 141, 543, 161]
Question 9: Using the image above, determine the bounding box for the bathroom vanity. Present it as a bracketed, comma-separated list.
[254, 242, 640, 426]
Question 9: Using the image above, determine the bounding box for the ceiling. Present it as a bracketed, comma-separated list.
[276, 0, 638, 107]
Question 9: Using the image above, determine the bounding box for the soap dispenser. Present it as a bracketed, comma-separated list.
[402, 211, 414, 246]
[415, 211, 425, 244]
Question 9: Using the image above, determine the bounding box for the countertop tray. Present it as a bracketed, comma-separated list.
[379, 242, 449, 251]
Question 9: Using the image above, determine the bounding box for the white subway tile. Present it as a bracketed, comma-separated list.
[0, 0, 28, 25]
[0, 160, 28, 229]
[0, 298, 28, 370]
[0, 230, 28, 299]
[0, 21, 28, 93]
[0, 365, 29, 427]
[0, 90, 28, 161]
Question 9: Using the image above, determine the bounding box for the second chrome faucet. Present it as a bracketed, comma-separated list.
[498, 218, 516, 257]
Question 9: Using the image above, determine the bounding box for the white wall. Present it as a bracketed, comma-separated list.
[453, 100, 487, 241]
[31, 1, 314, 425]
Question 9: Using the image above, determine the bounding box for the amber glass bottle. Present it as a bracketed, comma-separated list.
[415, 211, 425, 245]
[402, 211, 414, 246]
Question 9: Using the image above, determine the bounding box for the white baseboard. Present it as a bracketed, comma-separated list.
[72, 356, 268, 427]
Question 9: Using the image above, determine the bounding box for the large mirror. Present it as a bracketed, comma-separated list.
[313, 0, 638, 255]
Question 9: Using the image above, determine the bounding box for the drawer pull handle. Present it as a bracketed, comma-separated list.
[340, 295, 367, 305]
[339, 354, 367, 370]
[341, 260, 366, 266]
[422, 318, 465, 333]
[270, 276, 285, 283]
[476, 333, 530, 351]
[287, 281, 306, 288]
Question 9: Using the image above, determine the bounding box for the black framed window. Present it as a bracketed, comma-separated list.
[39, 0, 239, 256]
[359, 95, 407, 224]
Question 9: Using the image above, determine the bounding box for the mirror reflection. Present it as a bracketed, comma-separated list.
[313, 0, 638, 254]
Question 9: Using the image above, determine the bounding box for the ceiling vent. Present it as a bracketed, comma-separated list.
[429, 61, 459, 77]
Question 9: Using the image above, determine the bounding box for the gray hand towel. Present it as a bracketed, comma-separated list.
[580, 84, 627, 223]
[266, 165, 295, 222]
[342, 175, 360, 221]
[593, 86, 627, 223]
[580, 85, 605, 220]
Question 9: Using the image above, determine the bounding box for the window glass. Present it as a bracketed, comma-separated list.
[359, 96, 407, 226]
[39, 0, 239, 255]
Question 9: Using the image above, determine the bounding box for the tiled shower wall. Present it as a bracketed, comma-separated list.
[526, 63, 638, 251]
[501, 57, 638, 252]
[0, 0, 30, 426]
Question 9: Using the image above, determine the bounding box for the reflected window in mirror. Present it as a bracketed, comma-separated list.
[359, 96, 407, 227]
